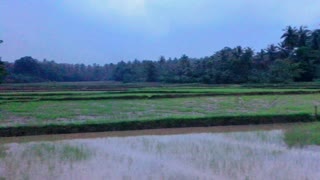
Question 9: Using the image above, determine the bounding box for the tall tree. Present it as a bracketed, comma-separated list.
[3, 25, 320, 84]
[14, 56, 41, 76]
[143, 61, 157, 82]
[297, 26, 310, 47]
[0, 40, 6, 83]
[281, 26, 298, 51]
[265, 44, 280, 61]
[311, 30, 320, 50]
[268, 59, 300, 83]
[177, 55, 193, 82]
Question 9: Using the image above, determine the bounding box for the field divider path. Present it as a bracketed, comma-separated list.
[0, 113, 315, 137]
[1, 90, 320, 104]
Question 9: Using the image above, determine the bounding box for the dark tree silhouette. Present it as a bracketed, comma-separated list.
[3, 26, 320, 84]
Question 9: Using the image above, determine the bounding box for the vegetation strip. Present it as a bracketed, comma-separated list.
[285, 121, 320, 147]
[2, 91, 320, 104]
[0, 114, 314, 137]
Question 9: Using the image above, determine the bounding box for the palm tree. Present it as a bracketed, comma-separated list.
[281, 26, 298, 50]
[232, 46, 243, 58]
[266, 44, 279, 61]
[0, 40, 2, 61]
[0, 40, 6, 83]
[311, 30, 320, 50]
[297, 26, 310, 47]
[256, 49, 266, 60]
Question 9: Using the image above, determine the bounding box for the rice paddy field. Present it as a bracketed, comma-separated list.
[0, 94, 319, 127]
[1, 82, 320, 179]
[0, 126, 319, 180]
[0, 82, 320, 128]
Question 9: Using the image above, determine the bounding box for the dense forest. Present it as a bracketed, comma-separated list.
[1, 25, 320, 84]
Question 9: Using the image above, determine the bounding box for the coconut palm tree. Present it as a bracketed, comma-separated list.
[281, 26, 299, 50]
[266, 44, 279, 61]
[0, 40, 6, 83]
[311, 30, 320, 50]
[297, 26, 310, 47]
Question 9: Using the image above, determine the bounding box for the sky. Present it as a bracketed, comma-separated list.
[0, 0, 320, 64]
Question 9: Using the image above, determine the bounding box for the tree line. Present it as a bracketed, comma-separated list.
[1, 25, 320, 84]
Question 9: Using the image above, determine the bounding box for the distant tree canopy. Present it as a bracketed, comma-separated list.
[2, 26, 320, 84]
[0, 40, 7, 83]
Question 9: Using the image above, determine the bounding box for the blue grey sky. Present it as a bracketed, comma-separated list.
[1, 0, 319, 64]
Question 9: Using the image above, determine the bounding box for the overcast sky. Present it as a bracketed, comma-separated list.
[0, 0, 319, 64]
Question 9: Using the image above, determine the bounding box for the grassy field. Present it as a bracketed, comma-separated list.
[0, 84, 319, 103]
[0, 93, 319, 127]
[2, 81, 320, 94]
[1, 82, 320, 140]
[2, 81, 320, 91]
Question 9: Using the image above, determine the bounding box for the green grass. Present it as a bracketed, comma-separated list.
[1, 82, 320, 133]
[0, 94, 319, 127]
[26, 143, 91, 162]
[285, 122, 320, 147]
[3, 81, 320, 93]
[2, 81, 320, 104]
[0, 87, 319, 103]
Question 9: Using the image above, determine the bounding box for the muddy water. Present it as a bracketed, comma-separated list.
[0, 124, 319, 180]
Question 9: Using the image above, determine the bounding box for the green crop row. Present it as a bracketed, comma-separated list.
[0, 113, 314, 137]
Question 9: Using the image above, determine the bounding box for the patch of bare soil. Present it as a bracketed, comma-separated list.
[1, 115, 36, 126]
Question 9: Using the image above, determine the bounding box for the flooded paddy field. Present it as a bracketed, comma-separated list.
[1, 84, 319, 178]
[1, 124, 319, 180]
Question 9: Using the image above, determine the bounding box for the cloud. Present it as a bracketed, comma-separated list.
[106, 0, 147, 17]
[64, 0, 233, 35]
[85, 0, 148, 18]
[233, 0, 320, 26]
[63, 0, 165, 36]
[64, 0, 320, 36]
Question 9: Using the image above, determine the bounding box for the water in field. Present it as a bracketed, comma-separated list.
[0, 124, 319, 180]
